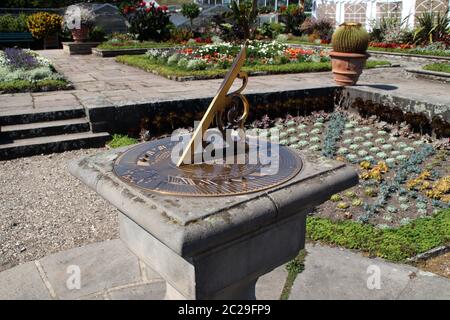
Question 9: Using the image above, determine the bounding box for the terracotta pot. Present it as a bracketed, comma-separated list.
[71, 25, 90, 43]
[330, 51, 369, 86]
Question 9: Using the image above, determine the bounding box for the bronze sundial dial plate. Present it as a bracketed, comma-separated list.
[113, 137, 303, 197]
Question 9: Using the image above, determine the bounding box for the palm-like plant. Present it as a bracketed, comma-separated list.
[230, 0, 258, 40]
[414, 10, 450, 44]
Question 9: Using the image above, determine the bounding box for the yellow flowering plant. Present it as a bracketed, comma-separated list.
[27, 12, 62, 40]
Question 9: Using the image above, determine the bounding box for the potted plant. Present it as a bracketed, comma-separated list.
[27, 12, 62, 49]
[330, 23, 369, 86]
[63, 6, 96, 43]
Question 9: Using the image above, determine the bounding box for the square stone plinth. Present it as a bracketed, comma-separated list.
[63, 42, 100, 55]
[69, 145, 357, 299]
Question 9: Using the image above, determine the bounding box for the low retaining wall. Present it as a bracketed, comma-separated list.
[405, 68, 450, 83]
[93, 46, 181, 58]
[367, 51, 450, 65]
[87, 87, 336, 135]
[343, 86, 450, 137]
[84, 85, 449, 139]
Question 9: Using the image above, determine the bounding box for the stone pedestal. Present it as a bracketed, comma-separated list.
[62, 42, 100, 55]
[69, 146, 358, 300]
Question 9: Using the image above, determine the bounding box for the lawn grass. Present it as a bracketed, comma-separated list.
[306, 208, 450, 262]
[116, 55, 391, 80]
[107, 134, 138, 148]
[0, 79, 71, 94]
[423, 62, 450, 73]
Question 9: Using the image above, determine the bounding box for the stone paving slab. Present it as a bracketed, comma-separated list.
[289, 244, 450, 300]
[39, 239, 142, 300]
[0, 261, 52, 300]
[1, 238, 449, 300]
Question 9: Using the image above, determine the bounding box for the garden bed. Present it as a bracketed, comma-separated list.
[94, 38, 205, 57]
[249, 110, 449, 227]
[0, 48, 71, 94]
[116, 41, 391, 81]
[286, 38, 450, 58]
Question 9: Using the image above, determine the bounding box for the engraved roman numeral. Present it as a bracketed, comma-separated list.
[168, 176, 196, 185]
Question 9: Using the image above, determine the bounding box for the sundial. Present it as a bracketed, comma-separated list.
[113, 43, 303, 197]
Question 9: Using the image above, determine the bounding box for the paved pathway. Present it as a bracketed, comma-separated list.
[1, 50, 449, 117]
[1, 240, 448, 300]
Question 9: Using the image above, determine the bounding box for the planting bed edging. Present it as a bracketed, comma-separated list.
[367, 51, 450, 65]
[93, 46, 181, 58]
[406, 68, 450, 83]
[83, 85, 449, 139]
[344, 86, 450, 137]
[86, 87, 337, 134]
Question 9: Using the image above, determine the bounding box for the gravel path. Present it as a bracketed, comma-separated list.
[0, 148, 118, 272]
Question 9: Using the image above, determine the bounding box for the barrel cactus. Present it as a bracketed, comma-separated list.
[332, 23, 369, 53]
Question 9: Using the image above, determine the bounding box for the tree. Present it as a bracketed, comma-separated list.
[181, 3, 200, 30]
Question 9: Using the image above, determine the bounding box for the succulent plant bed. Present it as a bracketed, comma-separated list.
[250, 110, 450, 228]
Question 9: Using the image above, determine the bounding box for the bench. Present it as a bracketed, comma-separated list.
[0, 32, 34, 48]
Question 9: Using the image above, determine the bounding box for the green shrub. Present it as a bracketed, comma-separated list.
[0, 14, 29, 32]
[177, 57, 189, 68]
[181, 3, 200, 29]
[186, 59, 207, 70]
[167, 53, 181, 65]
[107, 134, 138, 148]
[89, 26, 106, 42]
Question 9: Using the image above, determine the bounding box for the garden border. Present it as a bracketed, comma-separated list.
[288, 43, 450, 64]
[92, 46, 180, 58]
[405, 68, 450, 83]
[80, 85, 449, 139]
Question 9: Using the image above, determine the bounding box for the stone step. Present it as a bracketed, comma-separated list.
[1, 118, 91, 140]
[0, 106, 86, 126]
[0, 132, 110, 160]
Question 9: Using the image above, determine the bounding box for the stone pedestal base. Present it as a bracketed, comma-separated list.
[119, 208, 306, 300]
[62, 42, 100, 55]
[69, 146, 358, 300]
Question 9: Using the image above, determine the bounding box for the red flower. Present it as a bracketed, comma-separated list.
[162, 5, 168, 11]
[145, 7, 151, 13]
[129, 6, 135, 12]
[157, 6, 162, 11]
[139, 1, 146, 7]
